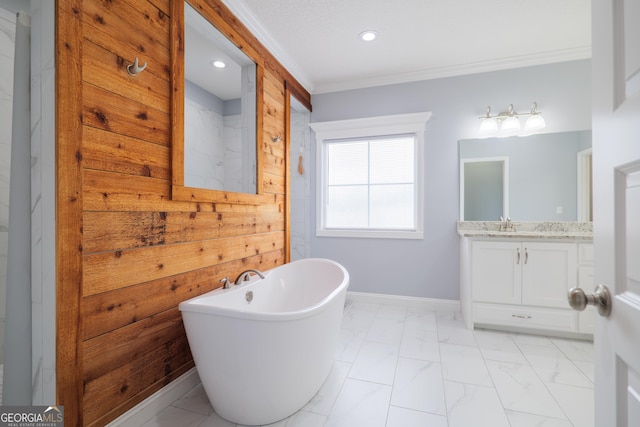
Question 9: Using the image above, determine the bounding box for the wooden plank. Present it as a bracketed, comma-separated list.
[56, 1, 84, 425]
[82, 209, 286, 253]
[87, 361, 193, 427]
[263, 172, 286, 195]
[170, 0, 184, 187]
[147, 0, 171, 17]
[82, 251, 284, 340]
[83, 231, 285, 296]
[83, 308, 184, 382]
[263, 151, 285, 177]
[83, 168, 285, 212]
[285, 89, 291, 262]
[256, 65, 265, 194]
[82, 0, 171, 81]
[83, 331, 192, 426]
[170, 183, 278, 206]
[82, 84, 170, 147]
[82, 40, 171, 113]
[82, 126, 170, 179]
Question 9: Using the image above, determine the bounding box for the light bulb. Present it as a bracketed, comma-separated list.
[501, 116, 521, 132]
[525, 114, 546, 131]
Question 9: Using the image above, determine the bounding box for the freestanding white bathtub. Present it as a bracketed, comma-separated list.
[179, 258, 349, 425]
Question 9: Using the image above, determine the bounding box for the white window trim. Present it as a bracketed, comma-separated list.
[310, 112, 431, 239]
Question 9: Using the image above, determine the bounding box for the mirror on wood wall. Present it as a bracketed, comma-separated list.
[172, 0, 261, 201]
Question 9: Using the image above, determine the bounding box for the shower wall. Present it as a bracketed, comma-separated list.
[0, 6, 17, 366]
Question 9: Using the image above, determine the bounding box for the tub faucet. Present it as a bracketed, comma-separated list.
[220, 277, 232, 289]
[234, 269, 265, 285]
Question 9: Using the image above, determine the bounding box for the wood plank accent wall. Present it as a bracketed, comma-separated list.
[55, 1, 311, 425]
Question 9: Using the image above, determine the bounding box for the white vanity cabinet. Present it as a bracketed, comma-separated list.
[469, 240, 587, 335]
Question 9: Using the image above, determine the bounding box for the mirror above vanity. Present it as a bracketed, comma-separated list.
[459, 130, 592, 222]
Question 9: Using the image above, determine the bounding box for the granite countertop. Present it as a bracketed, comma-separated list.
[457, 221, 593, 240]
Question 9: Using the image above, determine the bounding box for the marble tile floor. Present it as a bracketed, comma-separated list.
[142, 300, 594, 427]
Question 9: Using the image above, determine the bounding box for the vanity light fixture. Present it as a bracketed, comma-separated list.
[358, 30, 378, 42]
[478, 102, 546, 136]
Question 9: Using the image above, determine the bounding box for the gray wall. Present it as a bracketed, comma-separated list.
[309, 59, 591, 300]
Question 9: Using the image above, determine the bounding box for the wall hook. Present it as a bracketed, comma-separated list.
[127, 57, 147, 76]
[271, 135, 282, 143]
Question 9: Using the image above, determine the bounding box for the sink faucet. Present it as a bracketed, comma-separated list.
[234, 269, 265, 285]
[499, 216, 515, 232]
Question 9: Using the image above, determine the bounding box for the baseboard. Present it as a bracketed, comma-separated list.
[106, 368, 201, 427]
[346, 291, 460, 312]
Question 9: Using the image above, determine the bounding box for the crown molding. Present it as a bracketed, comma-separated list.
[313, 46, 592, 94]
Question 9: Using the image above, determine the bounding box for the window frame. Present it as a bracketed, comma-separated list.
[310, 112, 431, 239]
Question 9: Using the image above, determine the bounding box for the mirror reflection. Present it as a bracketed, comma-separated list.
[459, 131, 592, 222]
[184, 3, 257, 193]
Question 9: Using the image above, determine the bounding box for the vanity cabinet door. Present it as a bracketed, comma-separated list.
[471, 241, 522, 304]
[521, 242, 577, 308]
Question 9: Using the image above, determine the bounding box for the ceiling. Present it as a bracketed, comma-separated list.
[222, 0, 591, 94]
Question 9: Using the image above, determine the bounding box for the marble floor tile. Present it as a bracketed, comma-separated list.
[341, 303, 378, 330]
[399, 328, 440, 362]
[334, 328, 366, 362]
[436, 318, 478, 347]
[386, 406, 447, 427]
[390, 357, 446, 415]
[573, 359, 595, 384]
[505, 410, 573, 427]
[444, 381, 510, 427]
[263, 410, 326, 427]
[366, 315, 404, 345]
[404, 309, 437, 331]
[474, 329, 528, 364]
[197, 412, 236, 427]
[549, 337, 595, 363]
[152, 303, 596, 427]
[486, 360, 566, 419]
[141, 406, 207, 427]
[171, 384, 212, 417]
[304, 361, 351, 416]
[324, 379, 391, 427]
[546, 383, 595, 427]
[348, 340, 399, 385]
[439, 343, 493, 386]
[518, 343, 593, 388]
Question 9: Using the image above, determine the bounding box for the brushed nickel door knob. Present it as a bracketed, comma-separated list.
[568, 284, 612, 317]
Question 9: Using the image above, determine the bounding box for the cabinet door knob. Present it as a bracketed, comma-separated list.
[525, 248, 528, 264]
[567, 284, 612, 317]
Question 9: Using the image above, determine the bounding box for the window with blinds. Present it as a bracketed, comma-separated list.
[312, 112, 429, 239]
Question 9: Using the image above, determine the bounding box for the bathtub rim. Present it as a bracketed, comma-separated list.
[178, 258, 349, 322]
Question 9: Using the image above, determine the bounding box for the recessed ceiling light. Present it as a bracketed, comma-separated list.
[358, 30, 377, 42]
[210, 59, 226, 69]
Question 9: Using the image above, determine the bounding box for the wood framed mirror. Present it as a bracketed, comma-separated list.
[171, 0, 265, 203]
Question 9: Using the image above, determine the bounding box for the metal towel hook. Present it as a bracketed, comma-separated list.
[127, 57, 147, 76]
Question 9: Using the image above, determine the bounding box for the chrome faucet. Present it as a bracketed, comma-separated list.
[234, 269, 265, 285]
[220, 277, 232, 289]
[499, 216, 515, 232]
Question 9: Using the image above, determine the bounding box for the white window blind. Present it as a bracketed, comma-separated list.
[325, 135, 416, 230]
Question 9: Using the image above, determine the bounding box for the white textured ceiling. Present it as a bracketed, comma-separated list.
[223, 0, 591, 94]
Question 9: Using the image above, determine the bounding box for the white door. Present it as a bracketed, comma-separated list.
[590, 0, 640, 424]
